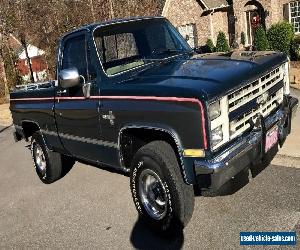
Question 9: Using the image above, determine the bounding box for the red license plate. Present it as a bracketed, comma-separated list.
[265, 126, 278, 153]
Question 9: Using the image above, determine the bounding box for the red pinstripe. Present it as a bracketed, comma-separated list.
[11, 97, 54, 101]
[11, 95, 208, 149]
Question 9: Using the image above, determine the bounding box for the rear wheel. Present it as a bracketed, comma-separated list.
[31, 131, 74, 184]
[130, 141, 194, 235]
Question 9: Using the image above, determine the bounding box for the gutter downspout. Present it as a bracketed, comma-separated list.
[209, 9, 215, 43]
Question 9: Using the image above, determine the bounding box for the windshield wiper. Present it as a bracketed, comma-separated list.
[151, 48, 186, 56]
[144, 48, 193, 61]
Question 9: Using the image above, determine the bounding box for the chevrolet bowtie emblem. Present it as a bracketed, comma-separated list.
[102, 111, 115, 125]
[257, 92, 269, 105]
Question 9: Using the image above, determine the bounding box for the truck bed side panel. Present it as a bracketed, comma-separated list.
[10, 88, 62, 150]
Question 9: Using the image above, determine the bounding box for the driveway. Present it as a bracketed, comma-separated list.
[0, 136, 299, 249]
[0, 103, 12, 127]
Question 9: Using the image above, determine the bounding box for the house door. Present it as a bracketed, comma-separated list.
[244, 1, 266, 46]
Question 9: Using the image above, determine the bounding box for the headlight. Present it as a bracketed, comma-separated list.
[209, 101, 221, 120]
[211, 125, 223, 148]
[209, 96, 229, 150]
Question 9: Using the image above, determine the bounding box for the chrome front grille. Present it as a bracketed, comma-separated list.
[228, 65, 285, 139]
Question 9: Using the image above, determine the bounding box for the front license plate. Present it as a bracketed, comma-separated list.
[265, 126, 278, 153]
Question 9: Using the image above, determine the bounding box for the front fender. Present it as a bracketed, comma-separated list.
[118, 123, 197, 184]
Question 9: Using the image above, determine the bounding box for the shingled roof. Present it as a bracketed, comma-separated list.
[200, 0, 231, 10]
[161, 0, 232, 16]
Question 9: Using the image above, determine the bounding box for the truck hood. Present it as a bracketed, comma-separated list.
[125, 51, 288, 100]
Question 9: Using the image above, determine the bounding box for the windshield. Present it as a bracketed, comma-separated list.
[93, 18, 191, 76]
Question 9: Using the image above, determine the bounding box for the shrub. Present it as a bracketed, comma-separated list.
[215, 32, 230, 52]
[253, 25, 269, 51]
[290, 36, 300, 61]
[267, 21, 294, 55]
[241, 31, 246, 46]
[206, 38, 215, 53]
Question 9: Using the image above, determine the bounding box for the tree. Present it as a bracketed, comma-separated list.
[0, 0, 164, 83]
[206, 38, 215, 53]
[253, 25, 269, 51]
[216, 32, 230, 52]
[0, 0, 24, 94]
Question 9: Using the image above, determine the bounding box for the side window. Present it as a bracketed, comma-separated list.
[62, 35, 88, 78]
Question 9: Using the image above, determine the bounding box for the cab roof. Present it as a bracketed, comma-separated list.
[63, 16, 165, 37]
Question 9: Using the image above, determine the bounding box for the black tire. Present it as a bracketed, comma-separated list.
[130, 141, 195, 235]
[61, 155, 76, 177]
[31, 131, 74, 184]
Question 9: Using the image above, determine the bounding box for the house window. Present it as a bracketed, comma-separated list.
[178, 24, 196, 48]
[290, 1, 300, 33]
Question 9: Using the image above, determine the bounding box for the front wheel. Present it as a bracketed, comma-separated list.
[130, 141, 195, 235]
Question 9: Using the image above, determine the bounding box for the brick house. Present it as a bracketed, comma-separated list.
[162, 0, 300, 48]
[0, 34, 48, 90]
[16, 44, 48, 82]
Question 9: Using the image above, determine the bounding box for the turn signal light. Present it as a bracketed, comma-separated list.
[183, 149, 205, 158]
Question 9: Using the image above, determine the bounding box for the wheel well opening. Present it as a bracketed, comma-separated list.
[22, 122, 40, 139]
[120, 128, 182, 170]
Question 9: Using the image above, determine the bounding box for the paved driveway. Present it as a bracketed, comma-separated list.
[0, 127, 299, 249]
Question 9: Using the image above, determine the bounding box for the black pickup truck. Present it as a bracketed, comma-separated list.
[10, 16, 298, 233]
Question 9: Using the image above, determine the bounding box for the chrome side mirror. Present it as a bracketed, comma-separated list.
[59, 68, 80, 89]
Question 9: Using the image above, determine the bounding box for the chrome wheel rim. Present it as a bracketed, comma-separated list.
[138, 169, 167, 220]
[34, 144, 46, 176]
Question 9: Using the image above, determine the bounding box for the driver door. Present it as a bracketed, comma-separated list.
[55, 32, 101, 162]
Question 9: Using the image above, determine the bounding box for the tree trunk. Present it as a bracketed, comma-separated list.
[0, 35, 8, 95]
[89, 0, 96, 22]
[0, 55, 9, 96]
[41, 27, 52, 79]
[109, 0, 115, 19]
[4, 41, 20, 89]
[21, 37, 34, 83]
[0, 44, 9, 96]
